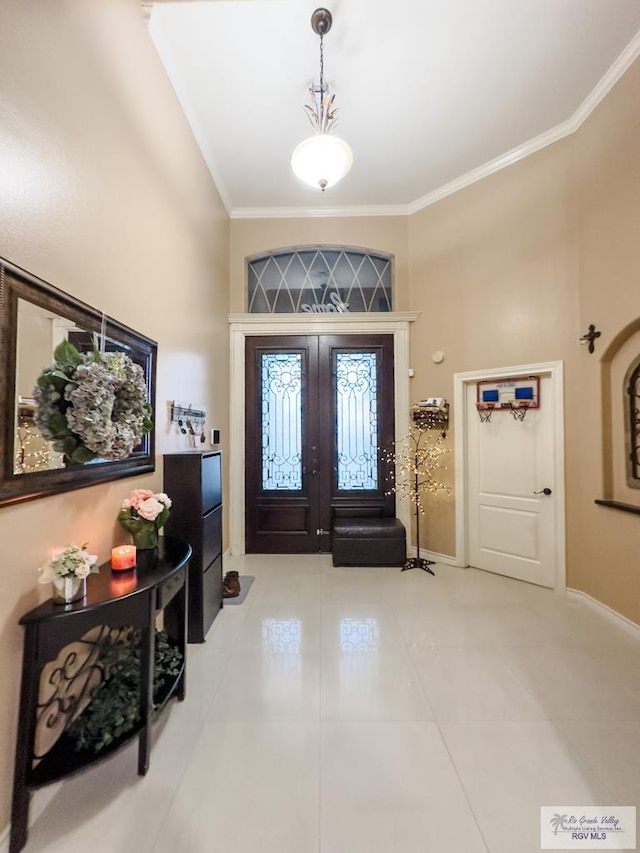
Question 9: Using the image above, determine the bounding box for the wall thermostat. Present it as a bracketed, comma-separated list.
[432, 350, 445, 364]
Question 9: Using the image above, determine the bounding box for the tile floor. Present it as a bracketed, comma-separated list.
[18, 556, 640, 853]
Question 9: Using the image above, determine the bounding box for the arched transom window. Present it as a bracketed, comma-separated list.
[247, 246, 393, 314]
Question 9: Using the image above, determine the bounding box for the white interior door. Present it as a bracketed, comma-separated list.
[466, 373, 558, 588]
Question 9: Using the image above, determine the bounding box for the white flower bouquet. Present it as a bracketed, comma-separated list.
[38, 543, 99, 584]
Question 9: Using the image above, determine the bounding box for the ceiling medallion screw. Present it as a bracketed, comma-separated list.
[311, 8, 332, 36]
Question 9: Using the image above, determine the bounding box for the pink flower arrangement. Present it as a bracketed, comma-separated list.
[117, 489, 172, 550]
[121, 489, 172, 522]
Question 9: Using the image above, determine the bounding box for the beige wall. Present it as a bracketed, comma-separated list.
[568, 56, 640, 620]
[231, 59, 640, 625]
[408, 139, 579, 556]
[408, 56, 640, 618]
[0, 0, 229, 834]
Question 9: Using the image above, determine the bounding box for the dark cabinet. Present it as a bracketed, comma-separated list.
[164, 451, 223, 642]
[10, 538, 190, 853]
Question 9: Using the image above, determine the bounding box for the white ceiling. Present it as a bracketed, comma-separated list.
[148, 0, 640, 218]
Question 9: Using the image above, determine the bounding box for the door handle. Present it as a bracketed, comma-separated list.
[311, 458, 319, 475]
[534, 487, 552, 496]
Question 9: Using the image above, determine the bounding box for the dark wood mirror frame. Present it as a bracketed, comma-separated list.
[0, 258, 157, 507]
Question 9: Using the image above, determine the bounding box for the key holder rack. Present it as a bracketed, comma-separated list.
[171, 402, 206, 426]
[171, 401, 207, 441]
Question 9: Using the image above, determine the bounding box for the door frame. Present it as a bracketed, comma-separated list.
[229, 312, 419, 555]
[453, 360, 566, 590]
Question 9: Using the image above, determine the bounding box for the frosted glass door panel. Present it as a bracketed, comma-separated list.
[261, 353, 302, 491]
[336, 352, 378, 491]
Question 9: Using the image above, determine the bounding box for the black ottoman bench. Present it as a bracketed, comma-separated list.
[332, 518, 407, 567]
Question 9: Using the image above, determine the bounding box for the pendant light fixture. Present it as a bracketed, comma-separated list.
[291, 8, 353, 191]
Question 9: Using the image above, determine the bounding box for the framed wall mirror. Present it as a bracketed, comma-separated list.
[0, 258, 157, 507]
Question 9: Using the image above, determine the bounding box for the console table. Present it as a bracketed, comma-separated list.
[10, 536, 191, 853]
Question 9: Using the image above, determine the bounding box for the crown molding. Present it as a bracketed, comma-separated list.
[405, 122, 576, 216]
[230, 204, 410, 220]
[405, 28, 640, 216]
[227, 28, 640, 221]
[570, 27, 640, 130]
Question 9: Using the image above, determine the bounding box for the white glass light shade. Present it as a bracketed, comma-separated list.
[290, 133, 353, 191]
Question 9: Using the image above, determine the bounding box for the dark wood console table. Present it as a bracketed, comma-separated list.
[10, 536, 191, 853]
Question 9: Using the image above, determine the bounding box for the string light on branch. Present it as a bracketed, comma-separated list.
[381, 424, 451, 574]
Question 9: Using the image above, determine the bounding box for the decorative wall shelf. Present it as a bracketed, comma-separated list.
[594, 499, 640, 516]
[411, 403, 449, 435]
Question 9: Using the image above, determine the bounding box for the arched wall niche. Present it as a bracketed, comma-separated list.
[600, 317, 640, 503]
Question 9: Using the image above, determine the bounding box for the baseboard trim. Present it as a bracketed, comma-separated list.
[408, 547, 463, 567]
[566, 588, 640, 639]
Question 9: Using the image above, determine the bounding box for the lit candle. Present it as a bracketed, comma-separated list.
[111, 545, 137, 571]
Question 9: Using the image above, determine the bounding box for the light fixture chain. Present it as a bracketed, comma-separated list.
[320, 33, 325, 96]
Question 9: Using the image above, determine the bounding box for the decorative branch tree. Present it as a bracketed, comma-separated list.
[382, 424, 450, 574]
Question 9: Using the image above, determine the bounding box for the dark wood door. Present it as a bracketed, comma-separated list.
[245, 334, 395, 554]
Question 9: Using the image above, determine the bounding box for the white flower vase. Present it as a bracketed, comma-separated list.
[52, 575, 86, 605]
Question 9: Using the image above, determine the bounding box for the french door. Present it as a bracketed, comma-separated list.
[245, 335, 395, 553]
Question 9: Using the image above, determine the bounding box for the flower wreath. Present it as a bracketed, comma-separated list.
[33, 340, 152, 463]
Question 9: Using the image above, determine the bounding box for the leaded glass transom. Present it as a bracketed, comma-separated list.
[247, 247, 393, 314]
[261, 353, 302, 491]
[336, 352, 378, 491]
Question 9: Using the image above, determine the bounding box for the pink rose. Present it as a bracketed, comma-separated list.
[137, 496, 164, 521]
[129, 488, 154, 510]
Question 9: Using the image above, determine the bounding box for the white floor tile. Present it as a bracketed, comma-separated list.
[395, 603, 499, 648]
[320, 647, 433, 721]
[555, 720, 640, 803]
[321, 600, 406, 650]
[411, 646, 548, 721]
[206, 640, 321, 722]
[23, 702, 200, 853]
[153, 721, 320, 853]
[500, 646, 640, 720]
[20, 558, 640, 853]
[441, 720, 616, 853]
[320, 721, 488, 853]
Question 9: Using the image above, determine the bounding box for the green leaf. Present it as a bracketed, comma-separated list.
[53, 340, 84, 368]
[67, 630, 182, 754]
[49, 369, 73, 382]
[61, 437, 79, 456]
[156, 505, 170, 529]
[70, 444, 97, 463]
[48, 411, 70, 435]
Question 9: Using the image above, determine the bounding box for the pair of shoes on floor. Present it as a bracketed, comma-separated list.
[223, 570, 241, 598]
